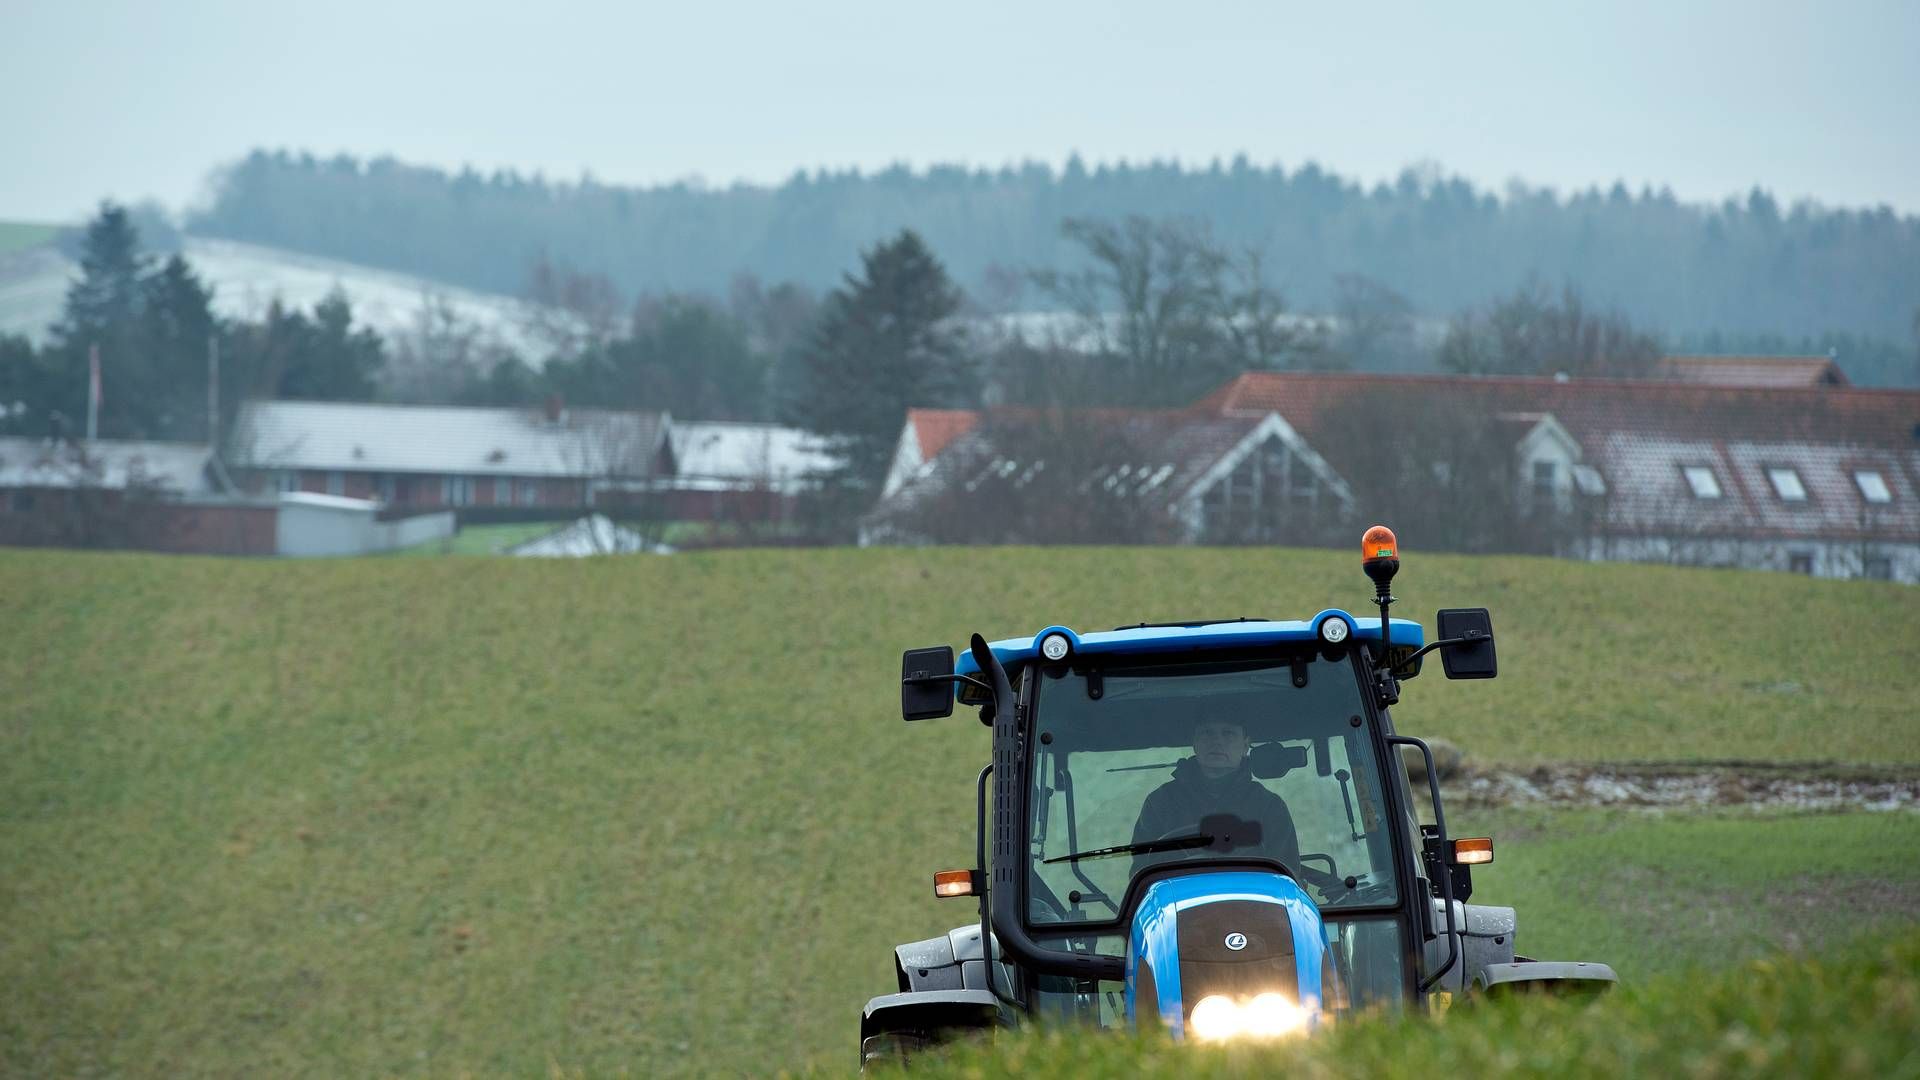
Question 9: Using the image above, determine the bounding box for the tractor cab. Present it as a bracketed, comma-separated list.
[860, 528, 1614, 1066]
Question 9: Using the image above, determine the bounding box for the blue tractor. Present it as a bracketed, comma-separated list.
[860, 528, 1614, 1065]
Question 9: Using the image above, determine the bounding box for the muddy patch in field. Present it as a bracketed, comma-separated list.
[1444, 764, 1920, 812]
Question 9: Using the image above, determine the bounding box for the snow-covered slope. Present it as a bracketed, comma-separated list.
[0, 235, 557, 360]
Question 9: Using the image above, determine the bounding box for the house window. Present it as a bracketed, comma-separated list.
[1572, 464, 1607, 496]
[1682, 466, 1722, 499]
[1766, 468, 1807, 502]
[1788, 552, 1814, 575]
[6, 490, 33, 512]
[376, 474, 397, 503]
[1531, 460, 1558, 509]
[441, 475, 474, 507]
[519, 479, 540, 507]
[326, 471, 345, 496]
[1863, 556, 1893, 581]
[1854, 470, 1892, 504]
[277, 470, 300, 494]
[495, 476, 512, 505]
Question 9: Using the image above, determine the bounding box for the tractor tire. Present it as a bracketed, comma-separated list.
[860, 1030, 934, 1073]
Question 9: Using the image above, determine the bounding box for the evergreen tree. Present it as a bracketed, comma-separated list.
[140, 255, 219, 440]
[541, 296, 767, 418]
[43, 204, 220, 440]
[0, 334, 57, 437]
[52, 203, 148, 355]
[228, 290, 386, 403]
[785, 230, 974, 495]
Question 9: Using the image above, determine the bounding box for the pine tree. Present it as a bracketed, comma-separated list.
[52, 203, 149, 354]
[786, 230, 974, 497]
[140, 255, 219, 440]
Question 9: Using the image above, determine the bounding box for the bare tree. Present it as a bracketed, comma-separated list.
[1326, 274, 1418, 372]
[543, 408, 670, 553]
[386, 292, 517, 403]
[522, 252, 624, 360]
[1031, 216, 1318, 405]
[875, 409, 1185, 545]
[1440, 280, 1660, 379]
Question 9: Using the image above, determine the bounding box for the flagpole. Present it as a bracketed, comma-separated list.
[87, 341, 100, 442]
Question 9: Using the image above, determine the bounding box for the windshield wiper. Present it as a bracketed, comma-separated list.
[1042, 832, 1212, 865]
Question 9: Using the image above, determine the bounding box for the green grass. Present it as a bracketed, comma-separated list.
[1, 547, 1917, 1076]
[0, 220, 60, 253]
[390, 521, 559, 556]
[869, 929, 1920, 1079]
[1449, 808, 1920, 976]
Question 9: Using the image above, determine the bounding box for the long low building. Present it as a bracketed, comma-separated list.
[229, 399, 833, 522]
[867, 364, 1920, 583]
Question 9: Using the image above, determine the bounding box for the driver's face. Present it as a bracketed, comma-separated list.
[1192, 720, 1249, 772]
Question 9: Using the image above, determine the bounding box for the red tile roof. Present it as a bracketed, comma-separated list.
[907, 409, 979, 460]
[1197, 371, 1920, 451]
[1197, 371, 1920, 543]
[1657, 355, 1849, 388]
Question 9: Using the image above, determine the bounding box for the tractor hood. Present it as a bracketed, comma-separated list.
[1126, 871, 1335, 1041]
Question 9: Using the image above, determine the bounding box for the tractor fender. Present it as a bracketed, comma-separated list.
[860, 989, 1008, 1043]
[1472, 960, 1618, 998]
[1459, 903, 1518, 989]
[893, 925, 1011, 994]
[1422, 901, 1518, 992]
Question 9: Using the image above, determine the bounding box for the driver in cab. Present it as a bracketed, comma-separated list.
[1130, 717, 1302, 880]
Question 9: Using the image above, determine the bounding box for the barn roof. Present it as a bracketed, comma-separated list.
[232, 401, 668, 478]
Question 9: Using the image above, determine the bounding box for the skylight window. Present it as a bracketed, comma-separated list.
[1854, 470, 1892, 504]
[1767, 467, 1807, 502]
[1682, 466, 1722, 499]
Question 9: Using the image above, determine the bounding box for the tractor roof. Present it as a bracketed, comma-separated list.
[955, 610, 1425, 675]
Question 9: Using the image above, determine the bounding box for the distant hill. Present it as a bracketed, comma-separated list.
[190, 150, 1920, 343]
[0, 221, 60, 255]
[0, 232, 552, 358]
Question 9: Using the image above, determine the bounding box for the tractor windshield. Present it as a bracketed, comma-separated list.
[1024, 651, 1400, 926]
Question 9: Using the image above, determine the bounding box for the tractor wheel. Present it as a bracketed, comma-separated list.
[860, 1030, 934, 1073]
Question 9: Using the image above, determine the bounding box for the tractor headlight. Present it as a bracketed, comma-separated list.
[1243, 992, 1308, 1037]
[1188, 992, 1310, 1041]
[1318, 617, 1350, 645]
[1039, 632, 1071, 662]
[1188, 995, 1242, 1041]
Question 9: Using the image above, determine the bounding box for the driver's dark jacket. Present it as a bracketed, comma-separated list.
[1130, 757, 1301, 880]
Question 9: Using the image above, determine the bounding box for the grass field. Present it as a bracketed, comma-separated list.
[2, 546, 1917, 1076]
[390, 522, 558, 556]
[0, 220, 60, 254]
[862, 929, 1920, 1079]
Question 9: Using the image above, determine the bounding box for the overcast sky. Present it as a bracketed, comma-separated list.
[5, 0, 1918, 223]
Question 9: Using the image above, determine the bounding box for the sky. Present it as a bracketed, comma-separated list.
[4, 0, 1919, 222]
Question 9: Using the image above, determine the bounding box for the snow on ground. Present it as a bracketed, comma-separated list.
[0, 235, 559, 361]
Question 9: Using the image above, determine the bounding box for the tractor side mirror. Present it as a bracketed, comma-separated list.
[901, 646, 956, 720]
[1249, 742, 1308, 779]
[1436, 608, 1497, 680]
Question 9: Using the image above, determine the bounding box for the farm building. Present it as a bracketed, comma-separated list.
[867, 366, 1920, 582]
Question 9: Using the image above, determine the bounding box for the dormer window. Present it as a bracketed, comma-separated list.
[1766, 467, 1807, 502]
[1682, 466, 1722, 499]
[1572, 464, 1607, 496]
[1854, 470, 1892, 504]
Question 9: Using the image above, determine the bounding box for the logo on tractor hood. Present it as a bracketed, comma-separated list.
[1224, 932, 1248, 951]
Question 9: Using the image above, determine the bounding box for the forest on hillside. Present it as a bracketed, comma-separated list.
[191, 150, 1920, 346]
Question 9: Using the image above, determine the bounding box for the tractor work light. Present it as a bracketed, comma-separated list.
[1451, 837, 1494, 865]
[1188, 992, 1309, 1041]
[933, 869, 980, 899]
[1318, 617, 1350, 645]
[1039, 632, 1071, 662]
